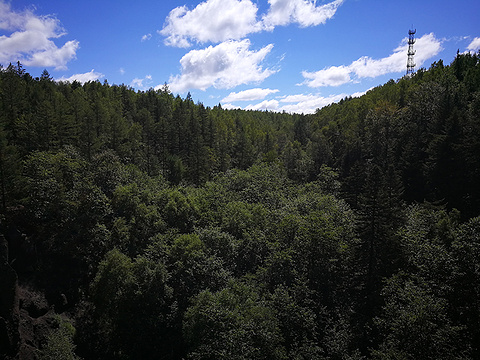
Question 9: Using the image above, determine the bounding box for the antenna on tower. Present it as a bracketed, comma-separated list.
[406, 28, 416, 76]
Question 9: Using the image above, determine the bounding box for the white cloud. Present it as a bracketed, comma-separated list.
[302, 33, 442, 87]
[467, 37, 480, 52]
[245, 99, 280, 111]
[25, 40, 79, 69]
[0, 1, 79, 69]
[231, 89, 369, 114]
[221, 103, 242, 110]
[160, 0, 261, 47]
[56, 69, 104, 84]
[221, 88, 279, 102]
[301, 65, 350, 87]
[262, 0, 344, 29]
[280, 93, 321, 103]
[280, 93, 345, 113]
[160, 0, 344, 47]
[279, 90, 367, 114]
[131, 75, 153, 90]
[131, 78, 144, 88]
[141, 33, 152, 42]
[350, 33, 443, 78]
[167, 39, 275, 93]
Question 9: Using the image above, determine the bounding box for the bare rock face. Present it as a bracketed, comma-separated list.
[19, 288, 49, 319]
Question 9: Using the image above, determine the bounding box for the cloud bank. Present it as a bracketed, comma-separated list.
[221, 88, 279, 102]
[0, 1, 79, 69]
[223, 89, 368, 114]
[302, 33, 443, 87]
[277, 90, 366, 113]
[56, 70, 104, 84]
[160, 0, 343, 47]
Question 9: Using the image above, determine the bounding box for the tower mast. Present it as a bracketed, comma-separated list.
[407, 29, 416, 76]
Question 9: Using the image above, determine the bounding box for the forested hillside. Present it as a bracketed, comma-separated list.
[1, 51, 479, 359]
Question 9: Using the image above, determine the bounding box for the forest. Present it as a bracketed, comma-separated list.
[1, 51, 480, 359]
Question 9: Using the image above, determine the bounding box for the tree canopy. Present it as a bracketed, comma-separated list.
[1, 52, 480, 359]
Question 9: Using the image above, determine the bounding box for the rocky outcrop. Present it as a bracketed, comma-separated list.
[1, 232, 59, 360]
[16, 288, 57, 359]
[1, 231, 77, 360]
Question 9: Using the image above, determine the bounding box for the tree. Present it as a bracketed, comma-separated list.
[0, 63, 26, 143]
[183, 280, 286, 360]
[167, 233, 231, 312]
[0, 124, 20, 212]
[373, 273, 466, 360]
[451, 217, 480, 358]
[88, 249, 175, 359]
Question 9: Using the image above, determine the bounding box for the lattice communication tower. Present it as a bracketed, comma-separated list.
[407, 29, 416, 75]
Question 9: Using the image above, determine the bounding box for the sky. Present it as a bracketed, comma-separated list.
[1, 0, 479, 114]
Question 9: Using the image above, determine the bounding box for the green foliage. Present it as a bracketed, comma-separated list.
[450, 216, 480, 357]
[184, 280, 286, 360]
[196, 227, 239, 272]
[167, 233, 232, 314]
[373, 273, 466, 360]
[163, 189, 198, 233]
[89, 249, 175, 359]
[1, 53, 480, 359]
[269, 285, 324, 358]
[38, 316, 78, 360]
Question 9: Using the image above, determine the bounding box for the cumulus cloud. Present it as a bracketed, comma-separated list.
[160, 0, 261, 47]
[262, 0, 344, 29]
[301, 65, 350, 87]
[467, 37, 480, 52]
[302, 33, 443, 87]
[56, 69, 104, 84]
[221, 88, 279, 102]
[168, 39, 275, 93]
[160, 0, 344, 47]
[0, 1, 79, 69]
[350, 33, 442, 78]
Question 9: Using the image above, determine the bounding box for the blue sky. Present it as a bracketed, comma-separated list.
[1, 0, 479, 113]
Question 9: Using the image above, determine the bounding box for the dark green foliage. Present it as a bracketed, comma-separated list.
[38, 315, 78, 360]
[87, 249, 175, 359]
[373, 273, 466, 360]
[1, 52, 480, 359]
[183, 280, 286, 360]
[450, 217, 480, 357]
